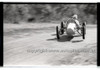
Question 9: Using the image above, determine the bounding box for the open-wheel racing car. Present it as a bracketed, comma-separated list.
[56, 18, 86, 40]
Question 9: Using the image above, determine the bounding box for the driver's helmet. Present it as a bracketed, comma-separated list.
[72, 14, 78, 20]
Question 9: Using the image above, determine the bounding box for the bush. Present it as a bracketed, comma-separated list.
[3, 4, 97, 24]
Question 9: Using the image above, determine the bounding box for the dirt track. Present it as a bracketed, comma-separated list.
[4, 23, 97, 66]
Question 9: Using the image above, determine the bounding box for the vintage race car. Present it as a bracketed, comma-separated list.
[56, 18, 86, 40]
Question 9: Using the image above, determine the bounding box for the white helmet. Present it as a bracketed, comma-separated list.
[72, 14, 78, 19]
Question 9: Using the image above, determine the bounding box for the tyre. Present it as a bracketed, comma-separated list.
[60, 22, 64, 34]
[83, 22, 86, 34]
[82, 26, 85, 39]
[81, 22, 86, 39]
[56, 26, 60, 39]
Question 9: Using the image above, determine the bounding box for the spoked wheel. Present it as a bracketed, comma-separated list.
[56, 26, 60, 39]
[60, 22, 64, 34]
[81, 22, 86, 39]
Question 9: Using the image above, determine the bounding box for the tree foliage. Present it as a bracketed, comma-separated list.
[3, 4, 97, 24]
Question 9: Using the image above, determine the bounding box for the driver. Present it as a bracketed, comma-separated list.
[71, 14, 81, 30]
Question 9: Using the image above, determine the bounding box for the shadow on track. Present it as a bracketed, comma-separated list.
[47, 35, 74, 42]
[47, 34, 83, 42]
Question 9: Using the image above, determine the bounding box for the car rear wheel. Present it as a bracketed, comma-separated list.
[56, 26, 60, 39]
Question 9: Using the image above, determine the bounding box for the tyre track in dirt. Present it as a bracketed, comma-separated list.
[4, 25, 97, 66]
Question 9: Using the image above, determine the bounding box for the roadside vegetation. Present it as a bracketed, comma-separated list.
[3, 4, 97, 24]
